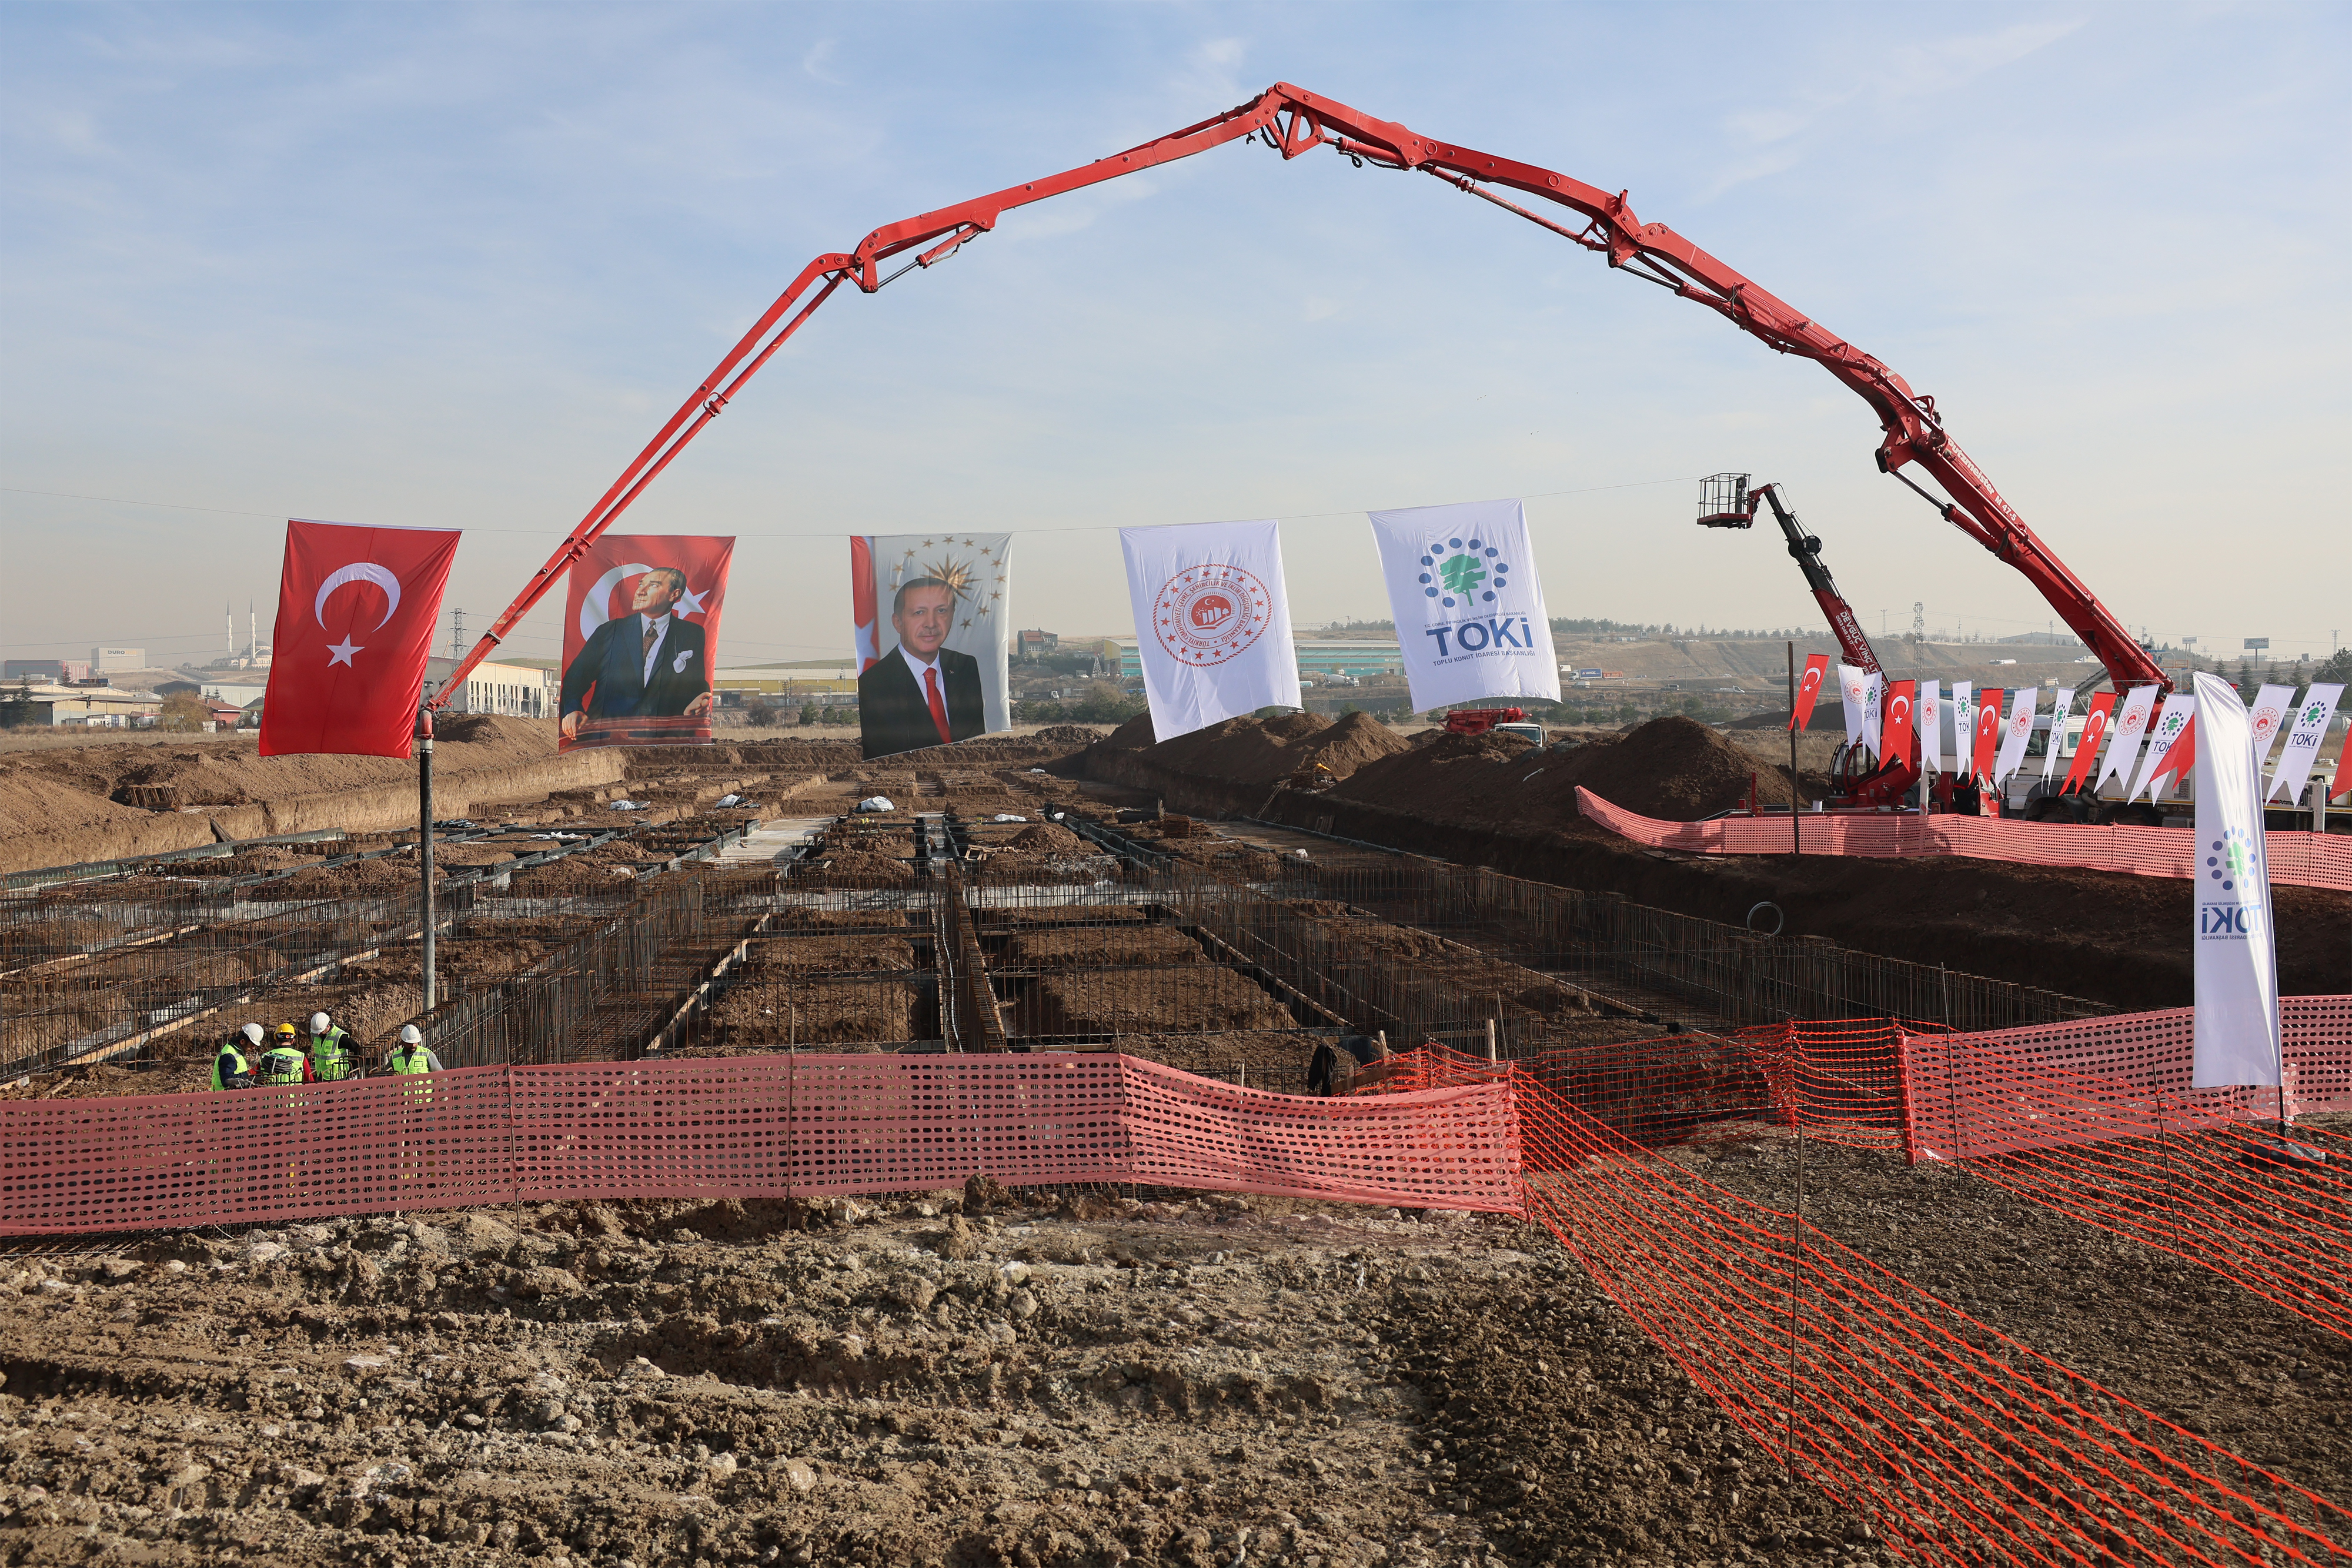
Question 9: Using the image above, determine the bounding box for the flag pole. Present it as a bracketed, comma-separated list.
[417, 708, 436, 1012]
[1787, 641, 1802, 857]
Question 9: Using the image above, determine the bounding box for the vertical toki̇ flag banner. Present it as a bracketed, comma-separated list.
[1121, 519, 1299, 741]
[2189, 673, 2280, 1089]
[2062, 691, 2116, 793]
[1993, 688, 2036, 784]
[1971, 689, 2004, 784]
[850, 534, 1014, 760]
[1792, 654, 1831, 732]
[2130, 693, 2196, 803]
[1881, 680, 1917, 768]
[261, 519, 462, 758]
[558, 535, 733, 751]
[1916, 680, 1944, 774]
[2041, 687, 2077, 780]
[1367, 499, 1559, 712]
[2096, 684, 2159, 796]
[2267, 682, 2344, 804]
[1950, 682, 1974, 777]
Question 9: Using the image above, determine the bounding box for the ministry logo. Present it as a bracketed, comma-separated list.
[1152, 564, 1272, 667]
[1418, 535, 1512, 611]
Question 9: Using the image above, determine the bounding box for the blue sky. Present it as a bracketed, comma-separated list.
[5, 1, 2347, 671]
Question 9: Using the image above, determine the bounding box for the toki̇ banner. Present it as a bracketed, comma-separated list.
[2130, 693, 2196, 803]
[1121, 519, 1300, 741]
[559, 535, 733, 751]
[1950, 682, 1974, 778]
[2094, 684, 2159, 796]
[2040, 687, 2077, 780]
[261, 519, 462, 758]
[1368, 499, 1559, 713]
[850, 534, 1013, 760]
[2189, 673, 2280, 1089]
[2266, 681, 2344, 804]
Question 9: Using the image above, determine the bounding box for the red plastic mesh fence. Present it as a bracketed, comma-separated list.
[1899, 997, 2352, 1341]
[0, 1053, 1521, 1237]
[1575, 787, 2352, 893]
[1400, 1044, 2352, 1568]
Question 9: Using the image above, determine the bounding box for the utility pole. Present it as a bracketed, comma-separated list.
[449, 609, 467, 662]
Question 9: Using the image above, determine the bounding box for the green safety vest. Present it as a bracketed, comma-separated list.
[211, 1045, 251, 1091]
[308, 1026, 355, 1081]
[255, 1047, 308, 1087]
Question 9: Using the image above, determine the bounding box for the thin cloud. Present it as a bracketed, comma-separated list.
[803, 39, 841, 85]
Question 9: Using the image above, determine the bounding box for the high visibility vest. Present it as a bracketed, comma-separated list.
[211, 1045, 251, 1091]
[389, 1045, 434, 1075]
[308, 1026, 355, 1081]
[255, 1047, 308, 1087]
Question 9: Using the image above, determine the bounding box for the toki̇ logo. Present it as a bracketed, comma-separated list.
[2199, 825, 2263, 939]
[2200, 902, 2263, 938]
[1417, 532, 1528, 658]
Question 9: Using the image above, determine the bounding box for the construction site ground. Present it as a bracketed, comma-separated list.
[4, 717, 2347, 1566]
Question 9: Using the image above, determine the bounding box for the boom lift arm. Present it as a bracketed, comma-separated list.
[430, 82, 2166, 708]
[1698, 477, 1880, 676]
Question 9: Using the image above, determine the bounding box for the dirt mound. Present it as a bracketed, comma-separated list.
[1565, 714, 1798, 820]
[1098, 712, 1157, 751]
[271, 857, 447, 898]
[508, 858, 639, 897]
[1006, 821, 1085, 852]
[1332, 716, 1792, 831]
[1028, 725, 1104, 744]
[810, 850, 916, 888]
[1132, 710, 1414, 790]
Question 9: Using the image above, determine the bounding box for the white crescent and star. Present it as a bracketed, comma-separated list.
[578, 563, 708, 640]
[314, 561, 402, 666]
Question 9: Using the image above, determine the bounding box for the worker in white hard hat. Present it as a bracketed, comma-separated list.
[306, 1009, 356, 1083]
[211, 1022, 263, 1091]
[385, 1025, 443, 1081]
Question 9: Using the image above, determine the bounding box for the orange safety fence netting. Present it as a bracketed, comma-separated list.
[1575, 787, 2352, 893]
[1391, 1044, 2352, 1568]
[1901, 997, 2352, 1342]
[0, 1053, 1522, 1237]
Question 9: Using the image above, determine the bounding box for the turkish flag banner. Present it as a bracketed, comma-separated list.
[1880, 680, 1916, 768]
[557, 535, 734, 751]
[1790, 654, 1830, 732]
[1972, 688, 2004, 783]
[260, 520, 461, 758]
[2061, 691, 2117, 794]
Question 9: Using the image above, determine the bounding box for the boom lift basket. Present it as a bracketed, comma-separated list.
[1698, 472, 1756, 529]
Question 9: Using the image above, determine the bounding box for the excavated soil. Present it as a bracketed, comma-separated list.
[0, 1192, 1896, 1568]
[806, 852, 918, 890]
[1001, 928, 1201, 969]
[506, 861, 639, 898]
[1677, 1128, 2351, 1498]
[1005, 823, 1085, 854]
[1330, 716, 1792, 832]
[714, 978, 927, 1045]
[1138, 713, 1413, 790]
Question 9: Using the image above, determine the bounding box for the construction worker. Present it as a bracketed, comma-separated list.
[253, 1025, 314, 1086]
[386, 1024, 444, 1082]
[211, 1022, 262, 1091]
[306, 1010, 356, 1082]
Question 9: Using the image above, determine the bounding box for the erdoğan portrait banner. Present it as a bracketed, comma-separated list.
[260, 519, 461, 758]
[850, 534, 1014, 761]
[557, 536, 734, 751]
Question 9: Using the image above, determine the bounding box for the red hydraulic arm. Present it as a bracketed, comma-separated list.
[431, 82, 2167, 708]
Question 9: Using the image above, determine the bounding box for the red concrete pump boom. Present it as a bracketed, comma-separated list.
[429, 82, 2167, 709]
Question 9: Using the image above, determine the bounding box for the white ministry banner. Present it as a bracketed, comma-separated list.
[1120, 519, 1301, 741]
[2095, 684, 2159, 796]
[1917, 680, 1945, 775]
[2267, 681, 2344, 804]
[2130, 693, 2196, 802]
[2189, 673, 2280, 1089]
[2246, 683, 2296, 769]
[1950, 681, 1974, 775]
[1836, 664, 1872, 752]
[1993, 688, 2037, 784]
[2040, 687, 2076, 780]
[1368, 499, 1560, 711]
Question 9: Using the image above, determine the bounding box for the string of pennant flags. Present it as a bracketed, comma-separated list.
[1791, 653, 2346, 807]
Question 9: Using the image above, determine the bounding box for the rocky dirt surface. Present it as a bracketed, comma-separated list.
[0, 1186, 1890, 1568]
[1671, 1126, 2352, 1497]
